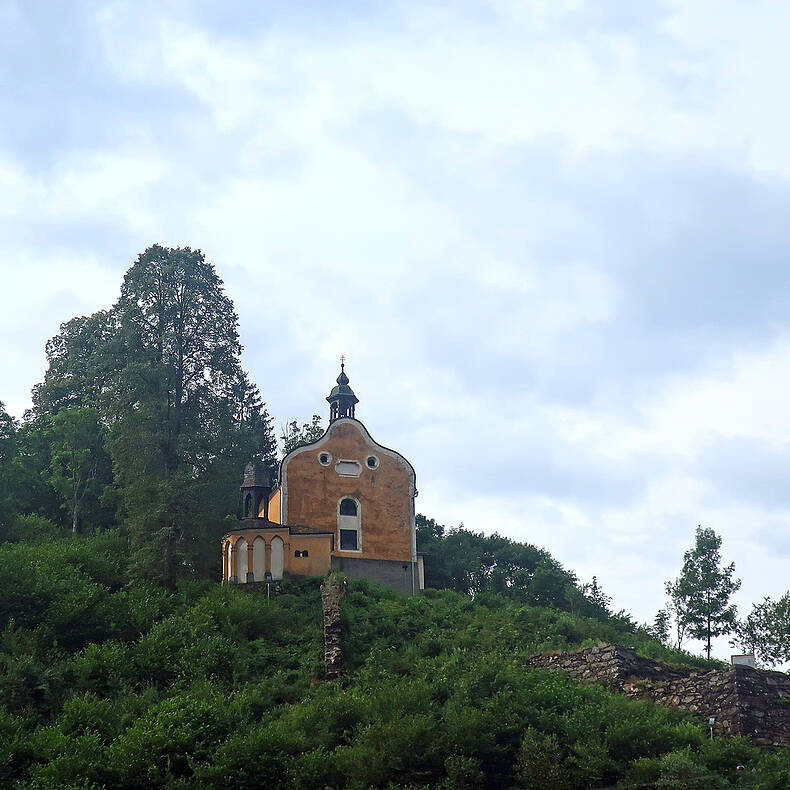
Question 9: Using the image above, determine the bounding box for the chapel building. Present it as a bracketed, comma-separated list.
[221, 364, 423, 594]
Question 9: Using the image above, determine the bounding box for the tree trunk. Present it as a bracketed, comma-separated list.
[71, 471, 81, 533]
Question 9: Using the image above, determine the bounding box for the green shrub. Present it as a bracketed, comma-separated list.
[514, 728, 571, 790]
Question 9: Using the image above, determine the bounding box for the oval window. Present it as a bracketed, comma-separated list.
[318, 452, 332, 466]
[366, 455, 379, 469]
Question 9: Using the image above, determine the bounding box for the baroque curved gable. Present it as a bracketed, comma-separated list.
[279, 417, 416, 492]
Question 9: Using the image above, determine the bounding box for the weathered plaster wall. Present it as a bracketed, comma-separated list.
[282, 419, 415, 563]
[288, 533, 334, 577]
[222, 527, 333, 581]
[529, 643, 790, 746]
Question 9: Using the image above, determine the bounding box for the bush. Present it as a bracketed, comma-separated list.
[514, 728, 570, 790]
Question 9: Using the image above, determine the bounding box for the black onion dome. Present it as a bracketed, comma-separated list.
[326, 363, 359, 405]
[327, 362, 359, 421]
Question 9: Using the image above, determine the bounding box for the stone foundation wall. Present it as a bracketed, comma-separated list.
[331, 555, 419, 595]
[529, 643, 790, 746]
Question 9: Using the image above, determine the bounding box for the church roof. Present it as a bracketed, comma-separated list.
[222, 519, 334, 538]
[242, 462, 272, 488]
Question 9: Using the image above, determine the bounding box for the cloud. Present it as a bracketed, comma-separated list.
[2, 0, 790, 658]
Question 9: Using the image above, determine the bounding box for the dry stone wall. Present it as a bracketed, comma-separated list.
[321, 575, 346, 680]
[529, 643, 790, 746]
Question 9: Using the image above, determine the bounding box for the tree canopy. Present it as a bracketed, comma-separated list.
[665, 526, 741, 659]
[280, 414, 324, 456]
[45, 406, 110, 533]
[735, 593, 790, 667]
[415, 515, 623, 623]
[5, 245, 277, 582]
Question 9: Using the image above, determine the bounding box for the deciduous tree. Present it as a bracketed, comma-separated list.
[665, 526, 740, 658]
[108, 245, 276, 583]
[46, 407, 110, 533]
[0, 403, 18, 529]
[735, 593, 790, 666]
[281, 414, 324, 456]
[650, 608, 671, 646]
[31, 311, 114, 416]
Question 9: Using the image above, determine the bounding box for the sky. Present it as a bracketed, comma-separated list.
[2, 0, 790, 659]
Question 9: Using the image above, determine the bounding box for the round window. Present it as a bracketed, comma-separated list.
[318, 452, 332, 466]
[366, 455, 379, 469]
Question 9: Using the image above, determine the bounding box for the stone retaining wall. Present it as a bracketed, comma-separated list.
[529, 643, 790, 746]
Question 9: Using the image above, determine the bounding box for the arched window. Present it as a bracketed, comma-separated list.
[244, 493, 253, 517]
[340, 498, 358, 516]
[338, 497, 361, 551]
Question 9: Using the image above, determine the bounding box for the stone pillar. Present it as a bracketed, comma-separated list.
[229, 542, 237, 582]
[265, 538, 272, 574]
[246, 541, 255, 583]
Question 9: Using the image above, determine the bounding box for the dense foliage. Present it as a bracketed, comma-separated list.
[1, 525, 790, 788]
[736, 593, 790, 667]
[281, 414, 325, 456]
[417, 515, 635, 628]
[1, 245, 277, 583]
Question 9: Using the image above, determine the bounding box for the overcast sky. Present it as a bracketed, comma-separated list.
[2, 0, 790, 659]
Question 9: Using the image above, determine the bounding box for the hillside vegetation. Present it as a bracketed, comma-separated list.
[2, 524, 790, 789]
[3, 249, 790, 787]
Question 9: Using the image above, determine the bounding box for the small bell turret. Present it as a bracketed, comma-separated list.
[326, 358, 359, 422]
[240, 462, 272, 521]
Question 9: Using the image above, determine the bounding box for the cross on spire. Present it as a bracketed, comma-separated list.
[327, 356, 358, 422]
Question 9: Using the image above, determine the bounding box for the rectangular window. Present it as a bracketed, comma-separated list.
[340, 529, 358, 550]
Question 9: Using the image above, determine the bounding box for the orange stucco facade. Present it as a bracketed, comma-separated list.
[222, 527, 333, 581]
[266, 488, 281, 523]
[280, 418, 416, 564]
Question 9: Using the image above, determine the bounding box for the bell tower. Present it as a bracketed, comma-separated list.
[240, 462, 272, 521]
[326, 358, 359, 422]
